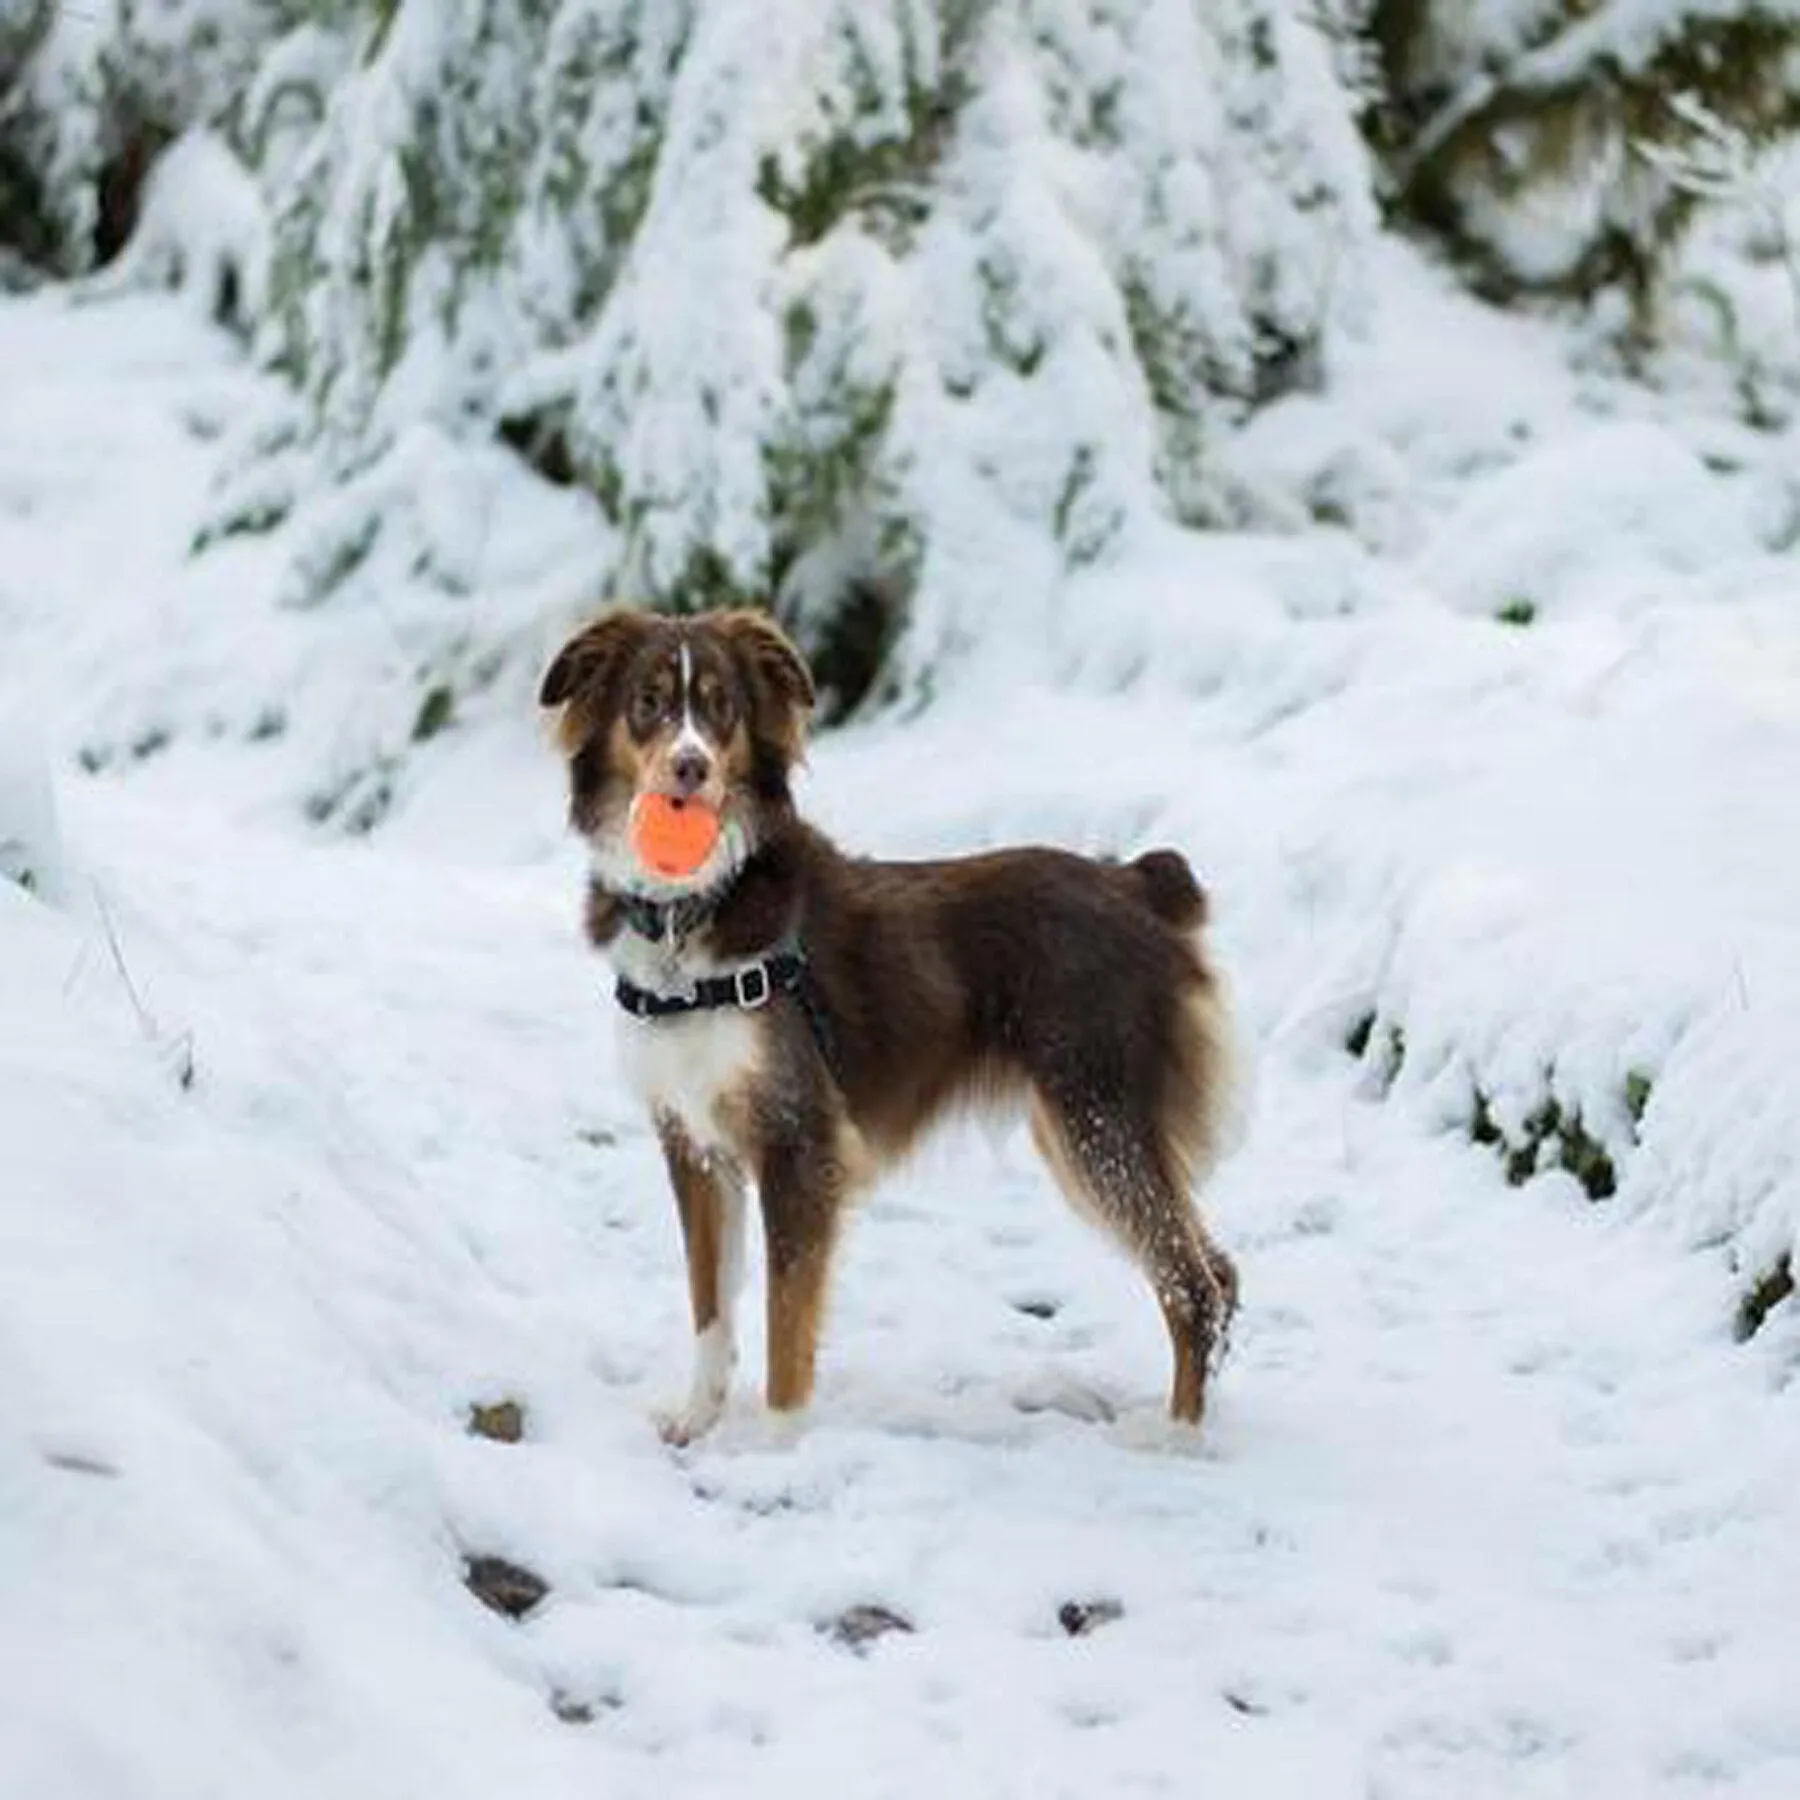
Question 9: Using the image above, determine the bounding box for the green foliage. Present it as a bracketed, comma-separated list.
[1470, 1085, 1621, 1201]
[1735, 1253, 1795, 1342]
[281, 511, 381, 611]
[191, 493, 294, 556]
[1368, 4, 1800, 324]
[757, 1, 978, 254]
[1467, 1086, 1618, 1198]
[765, 373, 896, 568]
[0, 0, 55, 269]
[1348, 1018, 1627, 1203]
[411, 683, 455, 743]
[0, 0, 51, 81]
[0, 137, 51, 264]
[1124, 273, 1217, 525]
[799, 575, 910, 725]
[305, 755, 398, 836]
[1054, 442, 1121, 569]
[660, 546, 758, 617]
[367, 0, 404, 62]
[1495, 598, 1537, 627]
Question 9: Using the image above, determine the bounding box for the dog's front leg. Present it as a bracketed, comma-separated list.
[758, 1132, 851, 1420]
[656, 1119, 747, 1445]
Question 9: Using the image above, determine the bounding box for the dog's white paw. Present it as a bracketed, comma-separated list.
[654, 1399, 722, 1448]
[654, 1323, 736, 1447]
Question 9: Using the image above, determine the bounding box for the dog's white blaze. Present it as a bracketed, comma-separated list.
[672, 636, 709, 766]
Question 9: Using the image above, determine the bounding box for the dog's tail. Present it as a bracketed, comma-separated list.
[1125, 848, 1209, 932]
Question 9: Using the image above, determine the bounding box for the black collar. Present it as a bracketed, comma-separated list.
[615, 952, 808, 1020]
[614, 949, 839, 1075]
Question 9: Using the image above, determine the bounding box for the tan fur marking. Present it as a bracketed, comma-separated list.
[1166, 1317, 1204, 1425]
[765, 1241, 833, 1412]
[757, 1118, 865, 1412]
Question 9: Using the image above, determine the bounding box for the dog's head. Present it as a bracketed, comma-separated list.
[539, 606, 815, 895]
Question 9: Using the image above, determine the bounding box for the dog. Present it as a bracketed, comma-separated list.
[541, 605, 1240, 1444]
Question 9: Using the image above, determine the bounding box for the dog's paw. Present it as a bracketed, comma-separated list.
[704, 1407, 806, 1454]
[654, 1325, 737, 1447]
[653, 1398, 724, 1448]
[1106, 1406, 1214, 1457]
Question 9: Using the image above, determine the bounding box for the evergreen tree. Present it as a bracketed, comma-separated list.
[249, 0, 1373, 712]
[1366, 0, 1800, 324]
[3, 1, 1376, 800]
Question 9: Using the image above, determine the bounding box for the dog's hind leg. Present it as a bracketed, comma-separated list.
[1157, 1231, 1238, 1425]
[657, 1119, 748, 1445]
[1029, 1094, 1237, 1427]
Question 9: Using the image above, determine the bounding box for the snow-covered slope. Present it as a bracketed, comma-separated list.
[3, 242, 1799, 1796]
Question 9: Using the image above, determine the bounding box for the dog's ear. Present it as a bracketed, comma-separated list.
[717, 609, 814, 755]
[539, 607, 650, 709]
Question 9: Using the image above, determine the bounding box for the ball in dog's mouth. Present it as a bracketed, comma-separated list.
[630, 792, 721, 878]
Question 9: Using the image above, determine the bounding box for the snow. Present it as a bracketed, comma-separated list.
[0, 714, 64, 901]
[4, 236, 1800, 1798]
[75, 127, 270, 329]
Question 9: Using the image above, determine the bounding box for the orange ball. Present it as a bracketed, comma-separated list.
[630, 792, 721, 879]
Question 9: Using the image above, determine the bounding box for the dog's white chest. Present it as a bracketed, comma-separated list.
[617, 1007, 760, 1153]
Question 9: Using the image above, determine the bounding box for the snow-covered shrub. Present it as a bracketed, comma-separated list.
[1644, 101, 1800, 427]
[5, 0, 1374, 799]
[75, 125, 269, 328]
[246, 0, 1374, 716]
[1366, 0, 1800, 326]
[7, 1, 1376, 733]
[0, 0, 300, 272]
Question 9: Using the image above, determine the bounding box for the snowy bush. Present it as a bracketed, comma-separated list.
[238, 0, 1375, 715]
[0, 0, 301, 271]
[1366, 0, 1800, 326]
[1643, 101, 1800, 426]
[75, 125, 270, 328]
[6, 1, 1379, 725]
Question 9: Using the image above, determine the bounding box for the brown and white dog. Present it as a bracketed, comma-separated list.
[541, 605, 1241, 1444]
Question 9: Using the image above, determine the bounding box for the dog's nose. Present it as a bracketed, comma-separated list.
[670, 748, 710, 797]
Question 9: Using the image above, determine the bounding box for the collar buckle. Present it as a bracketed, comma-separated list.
[734, 963, 771, 1010]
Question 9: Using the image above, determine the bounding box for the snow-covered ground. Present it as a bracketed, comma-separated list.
[3, 246, 1800, 1798]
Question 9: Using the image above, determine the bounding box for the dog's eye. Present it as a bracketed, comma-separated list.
[629, 686, 664, 733]
[698, 681, 736, 733]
